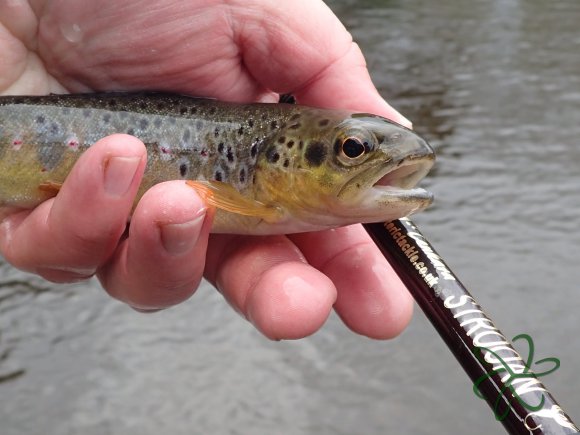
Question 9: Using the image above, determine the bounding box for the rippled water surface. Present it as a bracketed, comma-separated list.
[2, 1, 580, 434]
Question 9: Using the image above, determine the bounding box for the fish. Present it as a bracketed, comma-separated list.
[0, 92, 435, 235]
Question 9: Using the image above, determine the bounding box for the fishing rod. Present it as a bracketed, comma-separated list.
[363, 219, 579, 435]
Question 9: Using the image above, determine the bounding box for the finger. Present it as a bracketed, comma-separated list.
[0, 1, 33, 93]
[290, 225, 414, 339]
[0, 0, 37, 44]
[204, 235, 337, 340]
[291, 43, 412, 127]
[98, 181, 212, 310]
[233, 1, 411, 126]
[0, 134, 146, 282]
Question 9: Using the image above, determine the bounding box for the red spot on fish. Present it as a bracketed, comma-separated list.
[41, 167, 47, 172]
[68, 140, 79, 148]
[11, 139, 23, 151]
[161, 146, 170, 154]
[200, 148, 208, 157]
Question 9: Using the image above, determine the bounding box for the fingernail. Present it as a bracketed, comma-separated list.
[132, 307, 163, 313]
[377, 97, 413, 129]
[388, 107, 413, 129]
[159, 210, 206, 256]
[104, 156, 142, 197]
[395, 111, 412, 129]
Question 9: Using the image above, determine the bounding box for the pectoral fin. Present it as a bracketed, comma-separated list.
[186, 180, 282, 223]
[38, 181, 63, 197]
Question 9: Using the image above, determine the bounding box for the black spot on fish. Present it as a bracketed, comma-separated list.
[270, 120, 278, 130]
[156, 102, 165, 111]
[179, 107, 188, 115]
[214, 127, 220, 138]
[127, 128, 135, 136]
[305, 141, 327, 167]
[283, 159, 290, 168]
[209, 106, 217, 115]
[318, 119, 330, 127]
[108, 99, 118, 108]
[138, 101, 147, 110]
[250, 142, 258, 158]
[196, 120, 203, 131]
[290, 113, 301, 121]
[287, 140, 295, 149]
[215, 170, 223, 182]
[36, 115, 45, 124]
[103, 113, 111, 123]
[227, 146, 235, 163]
[266, 147, 280, 164]
[238, 126, 244, 136]
[261, 114, 268, 121]
[182, 129, 191, 142]
[154, 117, 163, 128]
[179, 163, 188, 177]
[49, 122, 60, 135]
[299, 140, 304, 150]
[139, 118, 149, 130]
[189, 107, 197, 115]
[217, 142, 224, 154]
[277, 136, 286, 144]
[289, 123, 301, 130]
[248, 119, 254, 128]
[239, 168, 246, 183]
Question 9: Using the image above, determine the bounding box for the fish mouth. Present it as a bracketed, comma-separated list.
[370, 156, 434, 199]
[335, 154, 435, 222]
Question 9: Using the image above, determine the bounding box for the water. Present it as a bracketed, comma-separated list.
[2, 1, 580, 433]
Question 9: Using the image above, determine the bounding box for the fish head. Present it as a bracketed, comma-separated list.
[255, 111, 435, 231]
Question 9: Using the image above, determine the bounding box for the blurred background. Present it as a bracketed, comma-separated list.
[1, 0, 579, 433]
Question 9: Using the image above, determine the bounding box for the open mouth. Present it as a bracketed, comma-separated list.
[337, 155, 435, 202]
[371, 157, 434, 195]
[332, 155, 434, 223]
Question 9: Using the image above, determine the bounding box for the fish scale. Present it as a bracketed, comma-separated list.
[0, 92, 435, 234]
[0, 93, 288, 203]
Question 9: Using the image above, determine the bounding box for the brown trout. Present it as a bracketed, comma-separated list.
[0, 92, 434, 234]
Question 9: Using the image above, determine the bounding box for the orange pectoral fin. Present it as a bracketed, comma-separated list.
[186, 180, 282, 223]
[38, 181, 63, 197]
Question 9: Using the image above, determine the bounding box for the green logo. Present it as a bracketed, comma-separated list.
[472, 333, 560, 421]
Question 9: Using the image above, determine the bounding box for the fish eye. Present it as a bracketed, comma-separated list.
[334, 127, 376, 166]
[342, 138, 366, 159]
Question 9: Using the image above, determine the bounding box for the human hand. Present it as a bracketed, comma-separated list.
[0, 0, 413, 339]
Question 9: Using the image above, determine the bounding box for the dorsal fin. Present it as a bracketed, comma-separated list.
[278, 94, 296, 104]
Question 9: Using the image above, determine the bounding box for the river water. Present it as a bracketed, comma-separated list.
[1, 1, 580, 434]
